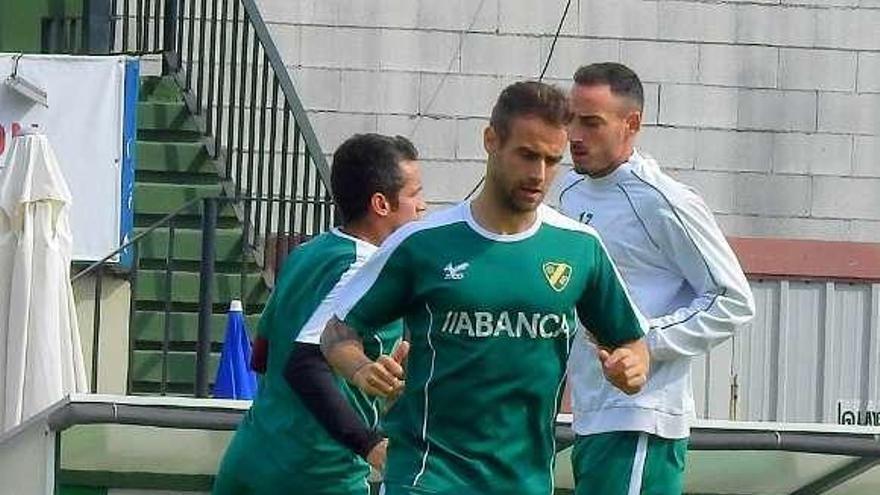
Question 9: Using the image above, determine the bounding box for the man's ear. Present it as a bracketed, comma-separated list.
[626, 109, 642, 136]
[484, 124, 499, 155]
[370, 192, 392, 218]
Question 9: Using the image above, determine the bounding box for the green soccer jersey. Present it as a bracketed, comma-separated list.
[216, 228, 402, 495]
[334, 203, 647, 495]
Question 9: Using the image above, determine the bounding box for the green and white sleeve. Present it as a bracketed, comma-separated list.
[333, 227, 417, 339]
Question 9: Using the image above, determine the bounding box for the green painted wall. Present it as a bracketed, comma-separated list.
[59, 486, 106, 495]
[0, 0, 85, 53]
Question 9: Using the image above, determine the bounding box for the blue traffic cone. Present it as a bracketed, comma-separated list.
[213, 300, 258, 399]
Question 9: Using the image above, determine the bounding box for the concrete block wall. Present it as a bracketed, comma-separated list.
[72, 275, 130, 395]
[256, 0, 880, 242]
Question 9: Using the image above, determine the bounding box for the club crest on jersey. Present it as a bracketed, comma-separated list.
[543, 262, 572, 292]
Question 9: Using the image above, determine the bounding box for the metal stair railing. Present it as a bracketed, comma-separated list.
[73, 193, 327, 397]
[73, 197, 202, 395]
[47, 0, 337, 397]
[107, 0, 337, 261]
[45, 0, 336, 270]
[46, 0, 337, 280]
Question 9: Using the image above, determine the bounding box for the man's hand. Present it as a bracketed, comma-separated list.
[366, 438, 388, 471]
[352, 341, 410, 398]
[597, 340, 649, 395]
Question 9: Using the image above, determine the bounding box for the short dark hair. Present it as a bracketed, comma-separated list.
[489, 81, 572, 142]
[331, 133, 418, 223]
[573, 62, 644, 111]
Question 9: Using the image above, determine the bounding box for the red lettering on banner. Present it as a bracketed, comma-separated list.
[0, 122, 21, 156]
[0, 122, 25, 158]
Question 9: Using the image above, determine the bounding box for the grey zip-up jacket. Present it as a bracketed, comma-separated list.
[555, 150, 755, 439]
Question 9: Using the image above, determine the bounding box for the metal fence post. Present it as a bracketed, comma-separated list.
[84, 0, 113, 54]
[195, 197, 217, 398]
[163, 0, 180, 73]
[91, 264, 104, 393]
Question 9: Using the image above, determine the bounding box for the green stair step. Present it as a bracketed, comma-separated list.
[137, 141, 215, 174]
[128, 72, 280, 398]
[134, 270, 268, 305]
[134, 208, 240, 229]
[136, 170, 225, 186]
[129, 350, 220, 385]
[132, 310, 261, 344]
[138, 102, 200, 132]
[140, 76, 185, 103]
[135, 227, 246, 263]
[134, 182, 223, 215]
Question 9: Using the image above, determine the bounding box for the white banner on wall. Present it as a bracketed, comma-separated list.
[0, 54, 135, 262]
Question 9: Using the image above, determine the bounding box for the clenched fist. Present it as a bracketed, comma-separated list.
[597, 343, 649, 395]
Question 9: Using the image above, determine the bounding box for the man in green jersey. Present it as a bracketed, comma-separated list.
[321, 82, 651, 495]
[213, 133, 426, 495]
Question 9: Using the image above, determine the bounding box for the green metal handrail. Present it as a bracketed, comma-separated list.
[48, 0, 338, 397]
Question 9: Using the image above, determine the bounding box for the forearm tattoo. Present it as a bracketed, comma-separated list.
[321, 316, 370, 380]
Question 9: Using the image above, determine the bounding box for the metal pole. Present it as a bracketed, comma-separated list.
[161, 219, 176, 396]
[84, 0, 113, 54]
[91, 265, 104, 393]
[125, 243, 140, 394]
[195, 197, 217, 397]
[162, 0, 180, 73]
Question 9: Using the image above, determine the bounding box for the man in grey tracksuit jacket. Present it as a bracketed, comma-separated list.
[556, 62, 756, 495]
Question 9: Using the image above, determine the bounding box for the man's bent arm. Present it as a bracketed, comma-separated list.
[320, 316, 371, 381]
[321, 316, 405, 398]
[285, 343, 383, 460]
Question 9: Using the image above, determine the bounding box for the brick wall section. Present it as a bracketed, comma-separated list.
[256, 0, 880, 242]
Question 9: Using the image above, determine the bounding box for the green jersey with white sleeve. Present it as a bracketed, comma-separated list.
[334, 202, 646, 495]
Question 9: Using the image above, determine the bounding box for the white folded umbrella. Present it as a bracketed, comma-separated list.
[0, 131, 87, 432]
